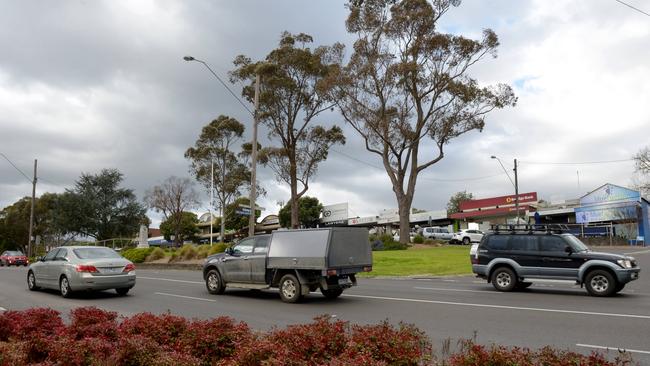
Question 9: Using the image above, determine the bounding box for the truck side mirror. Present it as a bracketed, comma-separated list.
[225, 247, 234, 255]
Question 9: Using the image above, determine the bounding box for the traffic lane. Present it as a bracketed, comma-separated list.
[2, 267, 649, 362]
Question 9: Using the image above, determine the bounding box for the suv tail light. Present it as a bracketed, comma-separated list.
[123, 263, 135, 273]
[76, 265, 98, 273]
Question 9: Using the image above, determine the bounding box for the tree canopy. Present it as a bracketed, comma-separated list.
[159, 211, 199, 244]
[145, 176, 199, 246]
[278, 196, 323, 228]
[332, 0, 516, 243]
[231, 32, 346, 229]
[447, 191, 474, 215]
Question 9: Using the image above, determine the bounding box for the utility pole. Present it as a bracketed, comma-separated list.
[210, 159, 213, 246]
[513, 158, 519, 223]
[248, 73, 260, 237]
[28, 159, 37, 258]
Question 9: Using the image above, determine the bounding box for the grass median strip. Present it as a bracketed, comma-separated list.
[361, 245, 472, 277]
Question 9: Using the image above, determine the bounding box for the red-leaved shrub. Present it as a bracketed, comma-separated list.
[47, 336, 115, 366]
[175, 316, 252, 364]
[0, 308, 63, 341]
[118, 312, 188, 346]
[67, 307, 118, 340]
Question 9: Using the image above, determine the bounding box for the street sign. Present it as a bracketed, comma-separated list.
[236, 207, 251, 216]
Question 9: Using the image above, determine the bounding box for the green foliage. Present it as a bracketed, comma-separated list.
[224, 197, 261, 232]
[208, 243, 228, 255]
[369, 233, 408, 251]
[196, 245, 211, 259]
[447, 191, 474, 215]
[59, 169, 147, 240]
[159, 212, 199, 244]
[145, 247, 166, 262]
[278, 196, 323, 228]
[178, 244, 198, 261]
[121, 248, 154, 264]
[232, 32, 346, 229]
[413, 235, 424, 244]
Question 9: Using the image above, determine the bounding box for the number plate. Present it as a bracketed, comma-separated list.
[101, 267, 122, 274]
[338, 277, 352, 286]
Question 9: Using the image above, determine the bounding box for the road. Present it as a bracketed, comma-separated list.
[1, 247, 649, 363]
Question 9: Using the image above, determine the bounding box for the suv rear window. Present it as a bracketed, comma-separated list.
[486, 235, 509, 250]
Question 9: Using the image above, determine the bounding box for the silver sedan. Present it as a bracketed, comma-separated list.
[27, 246, 136, 297]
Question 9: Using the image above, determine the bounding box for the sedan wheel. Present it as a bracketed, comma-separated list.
[462, 237, 471, 245]
[27, 271, 38, 291]
[60, 276, 73, 298]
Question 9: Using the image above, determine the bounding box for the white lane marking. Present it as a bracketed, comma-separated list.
[154, 292, 216, 302]
[139, 276, 203, 284]
[0, 307, 6, 311]
[624, 249, 650, 255]
[442, 279, 458, 282]
[342, 294, 650, 320]
[576, 343, 650, 355]
[414, 286, 501, 294]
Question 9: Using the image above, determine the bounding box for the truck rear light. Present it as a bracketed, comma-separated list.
[326, 269, 337, 276]
[123, 263, 135, 273]
[76, 265, 98, 273]
[363, 266, 372, 272]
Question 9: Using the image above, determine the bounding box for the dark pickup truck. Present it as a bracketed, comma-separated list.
[202, 227, 373, 303]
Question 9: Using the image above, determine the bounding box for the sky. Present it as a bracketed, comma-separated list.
[1, 0, 649, 227]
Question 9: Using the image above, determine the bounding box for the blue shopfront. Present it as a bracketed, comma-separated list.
[575, 183, 650, 242]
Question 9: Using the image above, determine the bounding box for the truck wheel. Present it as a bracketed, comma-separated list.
[320, 288, 343, 299]
[206, 269, 225, 295]
[491, 267, 517, 292]
[279, 274, 302, 303]
[585, 270, 616, 297]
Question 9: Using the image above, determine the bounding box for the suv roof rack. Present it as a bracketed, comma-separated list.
[490, 224, 567, 234]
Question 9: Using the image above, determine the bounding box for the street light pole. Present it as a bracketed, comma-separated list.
[183, 55, 260, 238]
[248, 74, 260, 237]
[28, 159, 37, 258]
[210, 159, 213, 246]
[491, 155, 520, 223]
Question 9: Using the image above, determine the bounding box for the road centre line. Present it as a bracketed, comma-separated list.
[342, 294, 650, 320]
[624, 249, 650, 255]
[139, 276, 203, 284]
[414, 286, 502, 294]
[576, 343, 650, 355]
[154, 292, 216, 302]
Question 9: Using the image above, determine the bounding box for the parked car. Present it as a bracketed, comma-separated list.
[203, 227, 372, 303]
[0, 250, 28, 266]
[393, 230, 416, 243]
[27, 246, 136, 298]
[471, 225, 640, 296]
[421, 227, 453, 241]
[451, 229, 484, 244]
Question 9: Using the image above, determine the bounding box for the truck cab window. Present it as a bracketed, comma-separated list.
[232, 239, 254, 255]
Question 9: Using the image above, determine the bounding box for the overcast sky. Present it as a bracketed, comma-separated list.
[1, 0, 648, 226]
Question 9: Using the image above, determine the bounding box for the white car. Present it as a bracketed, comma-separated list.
[421, 227, 453, 241]
[451, 229, 484, 245]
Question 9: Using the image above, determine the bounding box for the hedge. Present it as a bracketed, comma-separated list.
[0, 307, 631, 365]
[120, 248, 154, 263]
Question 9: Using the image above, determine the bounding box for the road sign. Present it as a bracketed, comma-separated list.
[236, 207, 251, 216]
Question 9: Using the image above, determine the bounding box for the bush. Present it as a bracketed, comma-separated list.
[208, 243, 228, 255]
[382, 241, 409, 251]
[170, 252, 179, 262]
[424, 238, 436, 245]
[178, 244, 198, 261]
[413, 235, 424, 244]
[145, 247, 166, 262]
[196, 244, 211, 259]
[121, 247, 154, 263]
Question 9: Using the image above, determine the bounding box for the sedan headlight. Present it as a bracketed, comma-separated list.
[617, 259, 632, 269]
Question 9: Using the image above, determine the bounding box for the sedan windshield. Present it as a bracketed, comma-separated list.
[564, 235, 590, 252]
[73, 247, 122, 259]
[7, 251, 24, 256]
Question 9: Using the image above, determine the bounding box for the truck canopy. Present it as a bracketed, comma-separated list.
[267, 227, 372, 270]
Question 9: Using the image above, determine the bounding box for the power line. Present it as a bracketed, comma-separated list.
[519, 158, 634, 165]
[0, 152, 32, 183]
[614, 0, 650, 17]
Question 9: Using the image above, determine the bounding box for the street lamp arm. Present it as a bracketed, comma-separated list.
[492, 156, 516, 188]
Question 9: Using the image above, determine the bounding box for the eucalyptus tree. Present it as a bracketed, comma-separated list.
[333, 0, 517, 243]
[185, 115, 251, 241]
[231, 32, 346, 229]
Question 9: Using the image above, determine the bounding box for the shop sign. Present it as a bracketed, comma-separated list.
[580, 184, 640, 206]
[459, 192, 537, 210]
[321, 203, 349, 223]
[575, 203, 637, 223]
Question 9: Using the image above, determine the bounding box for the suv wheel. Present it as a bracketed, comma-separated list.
[585, 270, 617, 297]
[491, 267, 517, 292]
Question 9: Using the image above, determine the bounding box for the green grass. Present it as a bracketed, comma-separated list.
[361, 245, 472, 277]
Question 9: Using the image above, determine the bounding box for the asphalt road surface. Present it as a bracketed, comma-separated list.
[1, 247, 649, 363]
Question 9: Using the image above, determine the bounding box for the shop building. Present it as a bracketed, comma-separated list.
[450, 192, 538, 229]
